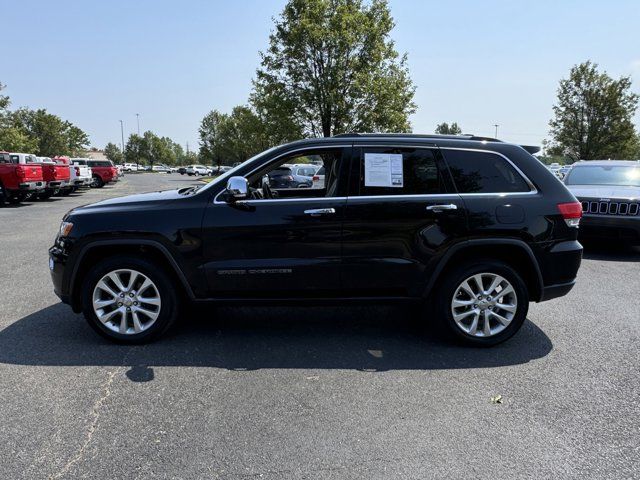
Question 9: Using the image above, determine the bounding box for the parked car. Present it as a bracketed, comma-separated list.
[177, 167, 187, 175]
[312, 166, 325, 189]
[152, 164, 171, 173]
[123, 163, 139, 172]
[68, 158, 93, 189]
[72, 159, 118, 187]
[210, 165, 233, 176]
[116, 165, 124, 177]
[559, 165, 572, 177]
[50, 133, 583, 345]
[35, 157, 72, 199]
[268, 165, 313, 188]
[0, 151, 45, 205]
[186, 165, 209, 176]
[564, 160, 640, 244]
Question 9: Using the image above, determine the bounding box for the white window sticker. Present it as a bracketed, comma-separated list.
[364, 153, 404, 188]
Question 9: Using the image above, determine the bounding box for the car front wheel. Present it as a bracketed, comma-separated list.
[434, 260, 528, 347]
[81, 256, 179, 343]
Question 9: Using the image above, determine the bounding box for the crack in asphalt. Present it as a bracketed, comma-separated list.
[48, 348, 138, 480]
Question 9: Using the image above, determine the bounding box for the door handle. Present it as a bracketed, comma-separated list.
[426, 204, 458, 212]
[304, 208, 336, 217]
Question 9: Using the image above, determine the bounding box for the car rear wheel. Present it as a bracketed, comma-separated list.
[38, 191, 53, 200]
[82, 256, 179, 343]
[434, 260, 528, 347]
[91, 175, 104, 188]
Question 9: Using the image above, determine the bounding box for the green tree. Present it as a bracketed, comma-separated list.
[199, 106, 270, 166]
[435, 122, 462, 135]
[9, 108, 89, 156]
[548, 61, 639, 160]
[0, 84, 38, 152]
[104, 142, 124, 164]
[0, 82, 8, 111]
[251, 0, 416, 138]
[124, 134, 145, 164]
[199, 110, 226, 166]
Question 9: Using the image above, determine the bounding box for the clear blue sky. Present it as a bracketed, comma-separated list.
[2, 0, 639, 151]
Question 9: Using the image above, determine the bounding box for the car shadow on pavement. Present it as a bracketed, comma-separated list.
[581, 240, 640, 262]
[0, 303, 552, 376]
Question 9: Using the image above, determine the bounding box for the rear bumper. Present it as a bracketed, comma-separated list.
[579, 215, 640, 244]
[540, 279, 576, 302]
[536, 239, 583, 302]
[46, 180, 70, 189]
[18, 181, 45, 191]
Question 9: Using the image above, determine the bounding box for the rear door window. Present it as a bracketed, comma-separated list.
[443, 150, 531, 193]
[356, 147, 451, 196]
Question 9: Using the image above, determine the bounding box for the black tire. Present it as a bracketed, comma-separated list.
[0, 184, 6, 206]
[91, 175, 104, 188]
[61, 188, 72, 196]
[433, 259, 529, 347]
[38, 191, 53, 200]
[81, 255, 180, 344]
[8, 192, 26, 204]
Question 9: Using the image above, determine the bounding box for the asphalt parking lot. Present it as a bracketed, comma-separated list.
[0, 174, 638, 479]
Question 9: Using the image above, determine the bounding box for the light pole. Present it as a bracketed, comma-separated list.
[136, 113, 140, 135]
[119, 120, 125, 154]
[494, 124, 499, 138]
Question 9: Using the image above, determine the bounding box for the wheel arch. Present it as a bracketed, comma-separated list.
[423, 239, 544, 302]
[69, 239, 195, 312]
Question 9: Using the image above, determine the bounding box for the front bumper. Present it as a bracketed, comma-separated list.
[579, 215, 640, 244]
[19, 181, 45, 191]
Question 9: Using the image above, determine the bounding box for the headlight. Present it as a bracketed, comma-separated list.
[59, 221, 74, 237]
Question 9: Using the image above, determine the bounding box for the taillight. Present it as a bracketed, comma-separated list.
[15, 165, 25, 179]
[557, 202, 582, 227]
[312, 175, 319, 181]
[75, 166, 80, 175]
[52, 167, 57, 179]
[286, 175, 294, 181]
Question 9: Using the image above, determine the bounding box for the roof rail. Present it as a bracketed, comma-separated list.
[332, 132, 505, 142]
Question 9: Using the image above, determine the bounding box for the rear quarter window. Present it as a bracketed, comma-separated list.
[443, 150, 531, 193]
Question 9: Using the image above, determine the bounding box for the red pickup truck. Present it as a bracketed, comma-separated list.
[37, 156, 72, 199]
[71, 159, 117, 187]
[0, 152, 45, 205]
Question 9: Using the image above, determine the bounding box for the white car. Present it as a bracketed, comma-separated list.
[312, 166, 325, 189]
[186, 165, 209, 176]
[69, 158, 94, 187]
[152, 164, 171, 173]
[290, 164, 318, 179]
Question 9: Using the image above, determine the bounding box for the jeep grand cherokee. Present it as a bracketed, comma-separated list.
[49, 134, 583, 346]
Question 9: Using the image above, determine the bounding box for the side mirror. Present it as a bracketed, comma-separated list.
[226, 176, 248, 201]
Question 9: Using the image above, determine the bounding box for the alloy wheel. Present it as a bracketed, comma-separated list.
[92, 269, 162, 335]
[450, 272, 518, 338]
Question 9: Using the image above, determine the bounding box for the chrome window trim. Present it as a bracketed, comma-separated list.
[212, 143, 538, 205]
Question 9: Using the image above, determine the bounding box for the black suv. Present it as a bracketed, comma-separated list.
[49, 134, 583, 346]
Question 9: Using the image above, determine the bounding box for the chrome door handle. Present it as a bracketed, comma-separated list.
[426, 204, 458, 212]
[304, 208, 336, 216]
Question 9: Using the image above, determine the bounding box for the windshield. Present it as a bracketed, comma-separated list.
[564, 165, 640, 187]
[197, 145, 281, 193]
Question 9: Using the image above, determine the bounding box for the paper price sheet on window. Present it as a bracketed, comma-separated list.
[364, 153, 404, 188]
